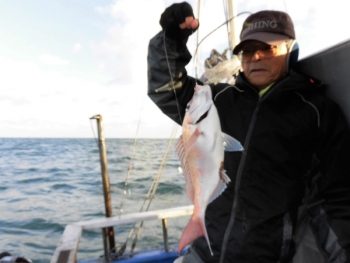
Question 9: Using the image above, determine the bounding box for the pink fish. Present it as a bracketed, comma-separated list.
[175, 84, 243, 255]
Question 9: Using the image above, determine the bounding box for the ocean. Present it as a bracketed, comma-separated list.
[0, 138, 190, 263]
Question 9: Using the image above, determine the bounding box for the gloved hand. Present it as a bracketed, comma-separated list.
[160, 2, 199, 41]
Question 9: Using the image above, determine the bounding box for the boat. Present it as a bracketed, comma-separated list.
[49, 0, 350, 261]
[49, 37, 350, 263]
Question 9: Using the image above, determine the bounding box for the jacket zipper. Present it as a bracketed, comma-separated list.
[219, 77, 290, 263]
[219, 96, 262, 263]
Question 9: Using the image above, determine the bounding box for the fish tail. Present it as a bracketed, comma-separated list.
[177, 214, 213, 256]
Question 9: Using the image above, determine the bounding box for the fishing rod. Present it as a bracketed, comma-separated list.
[193, 11, 251, 79]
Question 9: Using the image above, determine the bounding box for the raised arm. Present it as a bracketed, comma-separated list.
[147, 2, 199, 125]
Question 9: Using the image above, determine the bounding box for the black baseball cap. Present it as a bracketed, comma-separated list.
[233, 10, 295, 54]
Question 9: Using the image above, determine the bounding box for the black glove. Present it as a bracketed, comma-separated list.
[160, 2, 198, 41]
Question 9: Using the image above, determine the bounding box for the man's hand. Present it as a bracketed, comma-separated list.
[160, 2, 199, 41]
[179, 16, 199, 30]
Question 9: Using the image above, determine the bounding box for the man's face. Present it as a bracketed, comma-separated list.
[240, 41, 288, 90]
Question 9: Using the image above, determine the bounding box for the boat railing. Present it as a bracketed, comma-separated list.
[50, 205, 194, 263]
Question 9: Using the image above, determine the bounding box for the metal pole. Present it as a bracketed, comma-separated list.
[162, 219, 169, 252]
[90, 114, 116, 258]
[227, 0, 237, 55]
[102, 228, 110, 261]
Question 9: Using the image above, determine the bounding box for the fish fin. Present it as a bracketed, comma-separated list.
[219, 162, 231, 184]
[178, 214, 213, 256]
[209, 181, 227, 203]
[208, 163, 230, 203]
[220, 170, 231, 184]
[222, 133, 243, 152]
[175, 136, 195, 202]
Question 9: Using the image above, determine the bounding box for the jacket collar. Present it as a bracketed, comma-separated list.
[235, 70, 323, 99]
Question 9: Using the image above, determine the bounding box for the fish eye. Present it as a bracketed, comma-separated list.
[185, 105, 190, 111]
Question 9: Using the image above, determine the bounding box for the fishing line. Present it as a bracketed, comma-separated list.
[118, 123, 179, 256]
[118, 31, 188, 253]
[193, 11, 251, 79]
[89, 119, 99, 147]
[162, 11, 250, 118]
[194, 0, 201, 76]
[129, 123, 179, 253]
[163, 31, 184, 125]
[282, 0, 288, 12]
[119, 7, 251, 257]
[117, 95, 147, 216]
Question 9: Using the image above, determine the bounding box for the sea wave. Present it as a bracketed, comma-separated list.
[0, 138, 188, 263]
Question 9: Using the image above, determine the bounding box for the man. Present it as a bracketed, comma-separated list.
[147, 2, 350, 263]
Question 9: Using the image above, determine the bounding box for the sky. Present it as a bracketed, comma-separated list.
[0, 0, 349, 138]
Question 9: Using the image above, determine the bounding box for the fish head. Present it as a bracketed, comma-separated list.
[184, 85, 213, 125]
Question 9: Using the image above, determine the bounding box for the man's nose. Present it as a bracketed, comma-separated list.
[250, 50, 262, 61]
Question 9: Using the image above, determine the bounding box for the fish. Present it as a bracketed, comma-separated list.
[175, 84, 243, 255]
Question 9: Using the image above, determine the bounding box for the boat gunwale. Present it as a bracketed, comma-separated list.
[51, 205, 194, 263]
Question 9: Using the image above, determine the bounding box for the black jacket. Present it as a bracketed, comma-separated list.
[148, 31, 350, 263]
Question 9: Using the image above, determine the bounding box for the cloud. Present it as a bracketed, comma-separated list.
[0, 54, 174, 138]
[72, 43, 82, 54]
[0, 96, 30, 106]
[92, 0, 165, 85]
[39, 53, 69, 66]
